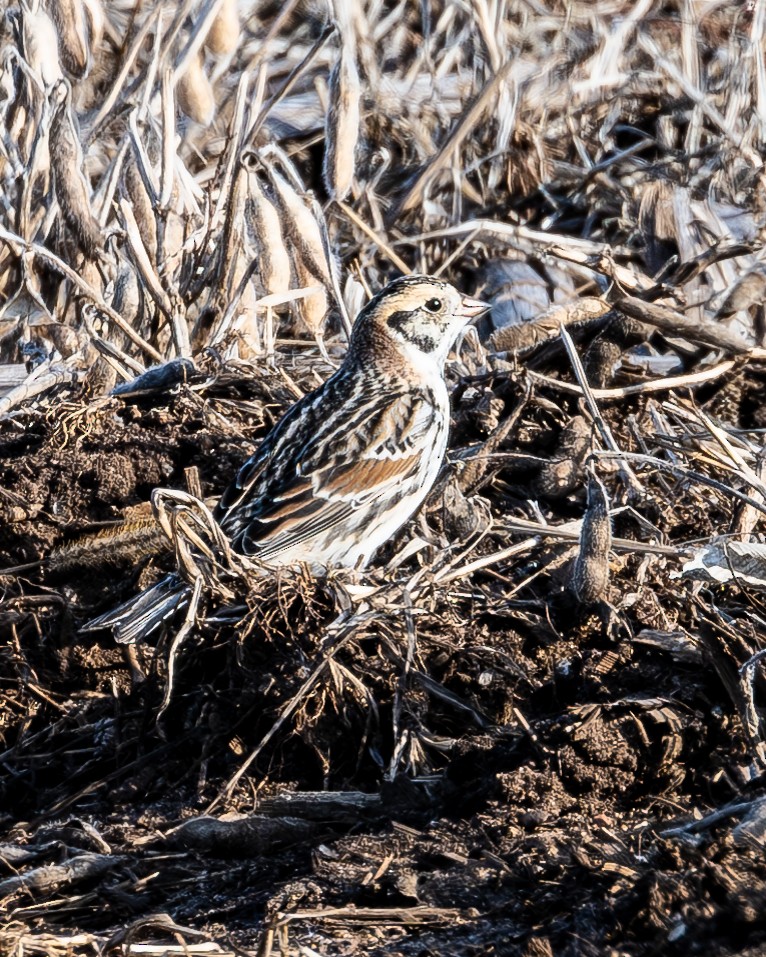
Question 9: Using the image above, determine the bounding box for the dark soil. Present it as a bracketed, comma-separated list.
[4, 357, 766, 957]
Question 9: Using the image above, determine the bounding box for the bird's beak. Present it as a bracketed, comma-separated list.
[459, 295, 491, 320]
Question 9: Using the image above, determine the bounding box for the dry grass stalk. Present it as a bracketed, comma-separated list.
[86, 5, 162, 138]
[0, 356, 84, 416]
[396, 59, 516, 216]
[560, 324, 643, 495]
[119, 197, 172, 315]
[210, 68, 254, 231]
[151, 488, 244, 594]
[0, 224, 164, 360]
[527, 359, 742, 401]
[536, 416, 592, 499]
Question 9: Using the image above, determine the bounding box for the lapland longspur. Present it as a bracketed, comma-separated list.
[84, 276, 487, 643]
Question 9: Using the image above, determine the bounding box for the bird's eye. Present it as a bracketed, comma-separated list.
[424, 298, 442, 313]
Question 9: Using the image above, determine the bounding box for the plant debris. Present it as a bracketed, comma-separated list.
[4, 1, 766, 955]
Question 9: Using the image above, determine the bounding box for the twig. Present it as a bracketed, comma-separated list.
[617, 295, 756, 355]
[85, 6, 164, 140]
[0, 359, 83, 417]
[396, 60, 515, 214]
[526, 359, 740, 399]
[559, 324, 643, 494]
[500, 517, 684, 557]
[335, 200, 412, 274]
[247, 24, 335, 144]
[597, 451, 766, 518]
[662, 800, 759, 837]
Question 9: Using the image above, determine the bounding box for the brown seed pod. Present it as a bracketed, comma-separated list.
[204, 0, 239, 56]
[177, 52, 215, 127]
[244, 166, 292, 298]
[291, 261, 330, 340]
[535, 416, 592, 500]
[49, 81, 101, 259]
[570, 471, 612, 605]
[439, 476, 484, 543]
[266, 166, 335, 288]
[122, 153, 158, 262]
[715, 264, 766, 319]
[214, 167, 265, 354]
[20, 2, 64, 88]
[323, 44, 361, 202]
[474, 389, 506, 436]
[231, 282, 264, 357]
[583, 336, 623, 389]
[48, 0, 90, 79]
[488, 297, 611, 355]
[49, 516, 164, 572]
[110, 265, 143, 332]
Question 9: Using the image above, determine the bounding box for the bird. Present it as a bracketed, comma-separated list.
[82, 275, 488, 643]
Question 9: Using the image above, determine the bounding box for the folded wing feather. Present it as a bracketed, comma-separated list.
[216, 382, 437, 560]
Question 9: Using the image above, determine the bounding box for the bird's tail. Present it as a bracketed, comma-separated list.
[80, 574, 191, 644]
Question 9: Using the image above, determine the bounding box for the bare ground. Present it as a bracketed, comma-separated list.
[4, 358, 766, 956]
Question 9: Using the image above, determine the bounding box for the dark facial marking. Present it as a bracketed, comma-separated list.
[386, 310, 414, 332]
[387, 309, 439, 353]
[408, 331, 439, 352]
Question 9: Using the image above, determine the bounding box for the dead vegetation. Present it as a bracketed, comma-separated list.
[4, 0, 766, 954]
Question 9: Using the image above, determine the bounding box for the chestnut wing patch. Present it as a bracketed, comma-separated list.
[316, 453, 422, 501]
[215, 380, 439, 560]
[236, 449, 424, 560]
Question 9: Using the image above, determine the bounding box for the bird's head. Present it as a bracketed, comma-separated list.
[350, 275, 488, 369]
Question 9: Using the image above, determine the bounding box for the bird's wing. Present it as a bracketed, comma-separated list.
[215, 379, 441, 561]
